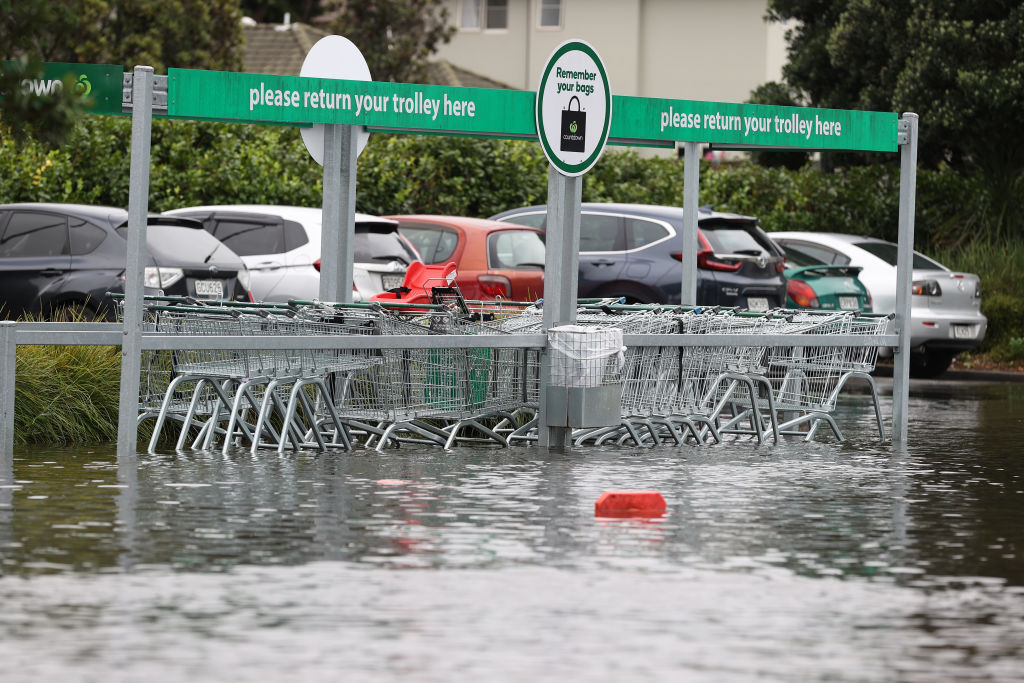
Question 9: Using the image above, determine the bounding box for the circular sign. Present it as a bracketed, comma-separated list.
[300, 35, 371, 165]
[536, 40, 611, 176]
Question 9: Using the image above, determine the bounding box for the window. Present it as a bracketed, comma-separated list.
[283, 220, 309, 251]
[539, 0, 562, 28]
[779, 241, 850, 266]
[461, 0, 481, 29]
[579, 214, 624, 252]
[625, 218, 669, 249]
[69, 218, 107, 255]
[462, 0, 507, 30]
[486, 0, 508, 29]
[213, 219, 286, 256]
[354, 227, 418, 264]
[701, 223, 773, 256]
[398, 225, 458, 264]
[489, 230, 545, 269]
[854, 241, 943, 270]
[0, 212, 68, 258]
[496, 212, 546, 229]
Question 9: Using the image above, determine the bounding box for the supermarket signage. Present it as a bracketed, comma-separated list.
[168, 68, 537, 140]
[1, 61, 123, 115]
[611, 96, 899, 152]
[11, 62, 899, 152]
[535, 40, 612, 176]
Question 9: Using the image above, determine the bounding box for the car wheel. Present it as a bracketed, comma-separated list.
[909, 349, 956, 379]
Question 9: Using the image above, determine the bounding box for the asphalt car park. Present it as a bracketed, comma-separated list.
[0, 203, 250, 320]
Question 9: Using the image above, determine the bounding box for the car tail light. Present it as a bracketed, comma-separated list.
[313, 259, 321, 272]
[696, 233, 741, 272]
[912, 279, 942, 296]
[787, 279, 819, 308]
[143, 266, 183, 289]
[478, 274, 511, 298]
[974, 281, 982, 298]
[775, 261, 785, 273]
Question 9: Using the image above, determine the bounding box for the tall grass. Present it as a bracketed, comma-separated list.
[14, 343, 122, 446]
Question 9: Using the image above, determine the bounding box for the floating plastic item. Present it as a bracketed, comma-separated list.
[594, 490, 667, 517]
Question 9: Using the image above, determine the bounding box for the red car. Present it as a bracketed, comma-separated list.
[388, 215, 545, 302]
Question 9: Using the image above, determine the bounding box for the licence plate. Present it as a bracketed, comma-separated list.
[953, 324, 974, 339]
[747, 297, 769, 312]
[381, 273, 406, 290]
[194, 279, 224, 298]
[839, 296, 860, 310]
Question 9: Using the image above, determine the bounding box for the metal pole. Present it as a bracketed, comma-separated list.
[538, 165, 582, 449]
[320, 124, 358, 303]
[892, 113, 918, 443]
[0, 321, 16, 460]
[681, 141, 701, 305]
[116, 66, 154, 457]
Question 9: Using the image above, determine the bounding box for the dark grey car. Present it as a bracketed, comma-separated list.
[0, 203, 251, 320]
[490, 203, 787, 308]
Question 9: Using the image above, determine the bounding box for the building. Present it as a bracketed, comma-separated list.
[435, 0, 788, 103]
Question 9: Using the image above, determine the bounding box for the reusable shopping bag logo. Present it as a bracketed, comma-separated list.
[560, 96, 586, 152]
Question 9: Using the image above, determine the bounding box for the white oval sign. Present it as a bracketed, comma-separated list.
[300, 35, 371, 165]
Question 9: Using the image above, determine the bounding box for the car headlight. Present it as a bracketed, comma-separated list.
[911, 279, 942, 296]
[144, 266, 184, 289]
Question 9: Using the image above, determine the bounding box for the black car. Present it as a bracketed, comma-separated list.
[490, 203, 787, 308]
[0, 203, 252, 320]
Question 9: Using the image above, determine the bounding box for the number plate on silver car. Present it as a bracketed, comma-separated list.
[747, 297, 769, 312]
[194, 279, 224, 298]
[839, 296, 860, 310]
[952, 324, 974, 339]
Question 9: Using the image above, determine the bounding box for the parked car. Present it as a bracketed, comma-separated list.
[0, 203, 251, 321]
[769, 232, 987, 377]
[773, 238, 872, 312]
[490, 203, 787, 309]
[390, 215, 545, 301]
[162, 205, 419, 302]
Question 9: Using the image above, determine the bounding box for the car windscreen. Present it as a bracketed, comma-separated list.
[779, 242, 828, 267]
[853, 241, 945, 270]
[701, 220, 777, 256]
[354, 224, 417, 264]
[489, 230, 546, 269]
[119, 223, 241, 268]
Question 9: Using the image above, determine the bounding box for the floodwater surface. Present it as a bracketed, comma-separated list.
[0, 380, 1022, 681]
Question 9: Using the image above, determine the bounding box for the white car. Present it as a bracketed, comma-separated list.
[770, 232, 987, 377]
[162, 205, 419, 303]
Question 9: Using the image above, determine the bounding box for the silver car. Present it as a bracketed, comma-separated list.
[770, 232, 987, 377]
[163, 205, 418, 303]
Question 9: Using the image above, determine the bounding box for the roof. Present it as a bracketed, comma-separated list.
[385, 215, 535, 232]
[163, 205, 395, 226]
[242, 22, 330, 76]
[491, 203, 756, 224]
[423, 61, 513, 89]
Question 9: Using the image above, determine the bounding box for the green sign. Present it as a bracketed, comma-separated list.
[1, 61, 123, 115]
[611, 95, 899, 152]
[169, 67, 898, 152]
[169, 68, 536, 139]
[535, 39, 612, 176]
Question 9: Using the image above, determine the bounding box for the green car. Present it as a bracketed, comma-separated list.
[780, 241, 872, 312]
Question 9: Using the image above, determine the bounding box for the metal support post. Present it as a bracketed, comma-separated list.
[116, 66, 154, 457]
[320, 124, 359, 303]
[681, 141, 701, 305]
[0, 321, 16, 461]
[892, 113, 918, 443]
[538, 165, 582, 449]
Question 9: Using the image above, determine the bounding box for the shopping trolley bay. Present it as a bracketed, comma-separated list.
[2, 297, 898, 453]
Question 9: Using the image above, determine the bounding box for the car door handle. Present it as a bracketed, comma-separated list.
[39, 268, 64, 276]
[589, 259, 616, 266]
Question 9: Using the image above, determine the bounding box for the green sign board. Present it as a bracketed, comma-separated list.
[611, 95, 899, 152]
[168, 68, 537, 139]
[168, 67, 898, 152]
[1, 61, 123, 115]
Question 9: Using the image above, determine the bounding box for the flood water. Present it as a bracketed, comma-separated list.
[1, 379, 1022, 681]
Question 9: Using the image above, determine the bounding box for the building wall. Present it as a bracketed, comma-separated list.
[436, 0, 786, 102]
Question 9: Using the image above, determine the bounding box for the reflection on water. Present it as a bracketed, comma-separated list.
[0, 382, 1022, 681]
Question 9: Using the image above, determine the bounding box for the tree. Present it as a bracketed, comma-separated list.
[0, 59, 85, 147]
[0, 0, 243, 73]
[318, 0, 456, 83]
[767, 0, 1024, 235]
[745, 81, 811, 170]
